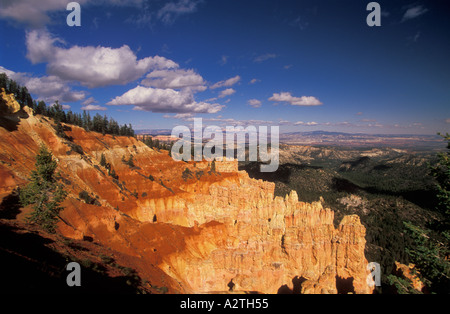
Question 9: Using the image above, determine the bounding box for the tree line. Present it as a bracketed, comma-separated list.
[141, 135, 173, 151]
[0, 73, 135, 137]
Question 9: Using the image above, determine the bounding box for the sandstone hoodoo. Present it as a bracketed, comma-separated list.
[0, 90, 373, 294]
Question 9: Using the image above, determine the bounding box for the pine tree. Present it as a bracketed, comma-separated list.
[211, 159, 216, 173]
[430, 133, 450, 218]
[397, 133, 450, 293]
[35, 101, 47, 115]
[0, 73, 7, 90]
[19, 145, 67, 233]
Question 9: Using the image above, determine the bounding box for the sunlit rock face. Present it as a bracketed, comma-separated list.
[0, 91, 373, 294]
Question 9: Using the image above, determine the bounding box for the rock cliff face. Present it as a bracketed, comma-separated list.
[0, 92, 373, 294]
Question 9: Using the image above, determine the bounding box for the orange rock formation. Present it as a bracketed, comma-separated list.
[0, 91, 373, 294]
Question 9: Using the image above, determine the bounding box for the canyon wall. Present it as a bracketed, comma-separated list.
[0, 92, 373, 293]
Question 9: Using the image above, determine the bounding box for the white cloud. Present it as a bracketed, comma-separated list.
[107, 85, 224, 114]
[218, 88, 235, 98]
[157, 0, 202, 24]
[0, 0, 78, 27]
[169, 116, 265, 127]
[81, 104, 107, 111]
[402, 5, 428, 22]
[0, 65, 86, 103]
[445, 118, 450, 124]
[210, 75, 241, 89]
[295, 121, 319, 126]
[278, 119, 291, 125]
[25, 75, 86, 102]
[254, 53, 277, 63]
[25, 29, 62, 64]
[0, 66, 16, 78]
[0, 0, 143, 27]
[248, 99, 262, 108]
[269, 92, 322, 106]
[198, 116, 274, 128]
[26, 29, 178, 88]
[249, 78, 261, 84]
[141, 68, 206, 91]
[82, 97, 97, 106]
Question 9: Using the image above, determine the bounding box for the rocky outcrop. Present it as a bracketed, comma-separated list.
[393, 262, 425, 292]
[0, 88, 21, 115]
[0, 93, 373, 294]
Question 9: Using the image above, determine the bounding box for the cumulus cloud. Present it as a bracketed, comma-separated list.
[25, 75, 86, 102]
[249, 78, 261, 84]
[218, 88, 236, 98]
[269, 92, 322, 106]
[248, 99, 262, 108]
[401, 5, 428, 22]
[210, 75, 241, 89]
[26, 29, 178, 88]
[141, 68, 206, 91]
[25, 29, 61, 64]
[0, 65, 86, 103]
[107, 86, 223, 114]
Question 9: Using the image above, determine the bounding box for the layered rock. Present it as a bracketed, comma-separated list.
[0, 92, 373, 294]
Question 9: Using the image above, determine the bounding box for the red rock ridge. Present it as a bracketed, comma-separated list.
[0, 93, 373, 294]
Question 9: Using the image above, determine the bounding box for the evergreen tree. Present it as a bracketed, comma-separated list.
[35, 101, 47, 115]
[0, 73, 7, 90]
[211, 159, 216, 173]
[430, 133, 450, 218]
[82, 110, 89, 130]
[19, 145, 67, 233]
[396, 133, 450, 293]
[102, 115, 108, 135]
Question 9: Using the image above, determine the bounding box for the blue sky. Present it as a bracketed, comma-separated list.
[0, 0, 449, 134]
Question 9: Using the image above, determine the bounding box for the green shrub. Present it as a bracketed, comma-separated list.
[182, 167, 193, 181]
